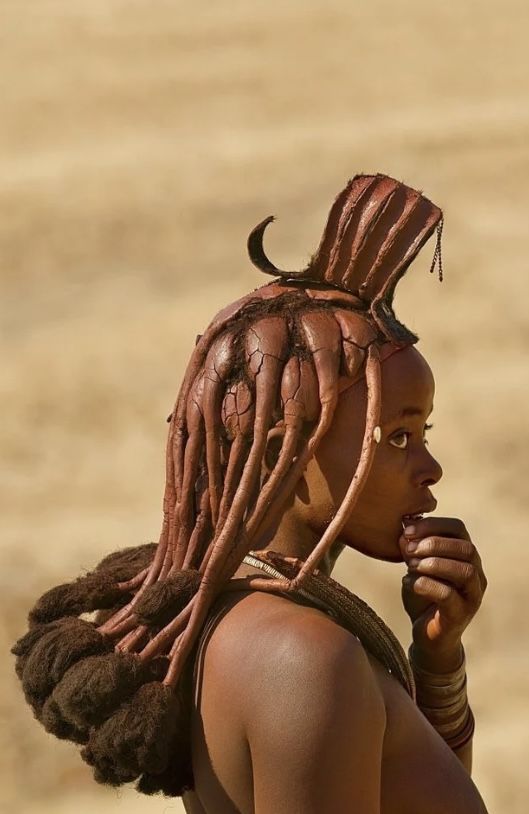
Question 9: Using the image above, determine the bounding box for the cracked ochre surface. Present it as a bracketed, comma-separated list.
[1, 2, 528, 812]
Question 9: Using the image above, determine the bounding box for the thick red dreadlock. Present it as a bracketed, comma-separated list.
[12, 173, 443, 796]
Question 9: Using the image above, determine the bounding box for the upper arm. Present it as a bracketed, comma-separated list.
[245, 618, 386, 814]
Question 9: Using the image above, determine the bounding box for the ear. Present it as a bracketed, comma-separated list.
[261, 422, 310, 504]
[262, 425, 311, 505]
[262, 426, 287, 476]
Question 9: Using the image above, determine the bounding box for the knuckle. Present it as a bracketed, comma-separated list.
[421, 537, 436, 555]
[437, 584, 453, 601]
[432, 581, 452, 601]
[433, 537, 454, 557]
[415, 576, 452, 602]
[424, 556, 441, 571]
[465, 540, 477, 559]
[451, 518, 470, 539]
[461, 562, 475, 581]
[414, 576, 429, 592]
[435, 539, 454, 558]
[444, 539, 459, 556]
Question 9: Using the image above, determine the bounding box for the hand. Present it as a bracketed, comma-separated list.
[399, 517, 487, 671]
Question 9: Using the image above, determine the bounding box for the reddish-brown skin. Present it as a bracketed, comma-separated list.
[183, 346, 488, 814]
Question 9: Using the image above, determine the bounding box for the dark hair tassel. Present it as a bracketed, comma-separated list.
[40, 695, 89, 744]
[51, 652, 147, 730]
[81, 682, 184, 784]
[21, 618, 111, 713]
[28, 573, 131, 627]
[134, 571, 202, 629]
[94, 543, 156, 581]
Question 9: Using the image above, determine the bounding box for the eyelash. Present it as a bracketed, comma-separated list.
[389, 423, 434, 449]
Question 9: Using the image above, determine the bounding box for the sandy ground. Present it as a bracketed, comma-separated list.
[1, 1, 528, 812]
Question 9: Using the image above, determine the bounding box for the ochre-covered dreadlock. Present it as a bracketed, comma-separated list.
[12, 173, 443, 797]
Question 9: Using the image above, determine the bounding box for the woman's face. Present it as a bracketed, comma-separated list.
[300, 345, 443, 562]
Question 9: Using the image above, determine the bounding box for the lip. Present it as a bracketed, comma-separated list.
[401, 497, 437, 520]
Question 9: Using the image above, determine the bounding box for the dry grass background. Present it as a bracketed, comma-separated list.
[1, 1, 528, 812]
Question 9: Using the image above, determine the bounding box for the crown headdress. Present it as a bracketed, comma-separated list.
[248, 173, 443, 342]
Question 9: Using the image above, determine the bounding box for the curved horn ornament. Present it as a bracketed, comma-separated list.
[247, 216, 307, 280]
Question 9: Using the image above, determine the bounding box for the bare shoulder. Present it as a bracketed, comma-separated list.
[200, 591, 386, 813]
[204, 588, 383, 695]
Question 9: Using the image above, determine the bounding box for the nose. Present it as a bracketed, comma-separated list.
[415, 448, 443, 489]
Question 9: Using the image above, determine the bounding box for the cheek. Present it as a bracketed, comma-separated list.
[353, 452, 407, 508]
[309, 426, 410, 521]
[312, 426, 366, 500]
[301, 452, 359, 524]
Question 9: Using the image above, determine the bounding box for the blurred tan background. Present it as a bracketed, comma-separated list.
[1, 1, 528, 812]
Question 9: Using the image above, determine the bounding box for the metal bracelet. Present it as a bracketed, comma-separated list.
[408, 644, 474, 748]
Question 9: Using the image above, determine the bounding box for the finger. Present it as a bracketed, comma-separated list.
[402, 572, 432, 612]
[401, 535, 477, 563]
[401, 534, 488, 595]
[403, 516, 471, 542]
[408, 556, 482, 601]
[411, 575, 467, 619]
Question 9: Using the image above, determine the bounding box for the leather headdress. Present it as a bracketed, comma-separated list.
[248, 173, 443, 345]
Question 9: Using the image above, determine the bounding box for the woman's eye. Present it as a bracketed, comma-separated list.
[389, 432, 410, 449]
[389, 424, 433, 449]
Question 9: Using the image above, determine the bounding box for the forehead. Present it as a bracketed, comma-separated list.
[380, 346, 435, 421]
[335, 344, 435, 428]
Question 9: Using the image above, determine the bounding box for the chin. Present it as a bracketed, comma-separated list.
[343, 523, 405, 563]
[363, 546, 404, 563]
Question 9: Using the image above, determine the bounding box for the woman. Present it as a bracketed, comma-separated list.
[13, 173, 488, 813]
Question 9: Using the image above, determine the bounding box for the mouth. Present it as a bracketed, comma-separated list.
[401, 512, 425, 528]
[401, 500, 437, 529]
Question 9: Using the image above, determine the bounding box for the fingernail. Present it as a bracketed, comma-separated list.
[407, 540, 418, 553]
[404, 525, 416, 537]
[408, 557, 420, 568]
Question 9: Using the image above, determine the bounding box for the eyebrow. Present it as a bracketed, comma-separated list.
[386, 406, 433, 423]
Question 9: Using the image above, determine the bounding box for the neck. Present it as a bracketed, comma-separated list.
[252, 511, 345, 577]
